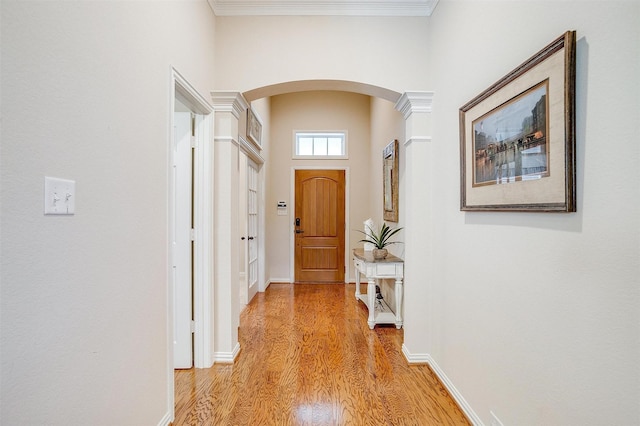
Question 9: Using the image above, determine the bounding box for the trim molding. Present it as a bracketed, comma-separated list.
[174, 70, 213, 114]
[395, 91, 435, 119]
[214, 342, 241, 364]
[208, 0, 439, 17]
[404, 136, 432, 147]
[210, 91, 248, 119]
[193, 111, 215, 369]
[268, 278, 293, 284]
[402, 345, 483, 425]
[239, 136, 265, 165]
[156, 412, 172, 426]
[214, 136, 240, 148]
[401, 344, 430, 364]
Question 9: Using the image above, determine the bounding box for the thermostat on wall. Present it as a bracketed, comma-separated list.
[277, 201, 287, 216]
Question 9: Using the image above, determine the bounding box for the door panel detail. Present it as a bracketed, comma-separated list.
[247, 159, 259, 300]
[294, 169, 345, 283]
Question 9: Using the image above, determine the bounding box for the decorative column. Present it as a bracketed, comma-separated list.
[395, 91, 435, 360]
[210, 91, 248, 362]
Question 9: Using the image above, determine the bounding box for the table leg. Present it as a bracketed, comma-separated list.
[367, 278, 376, 329]
[355, 267, 361, 299]
[395, 278, 403, 329]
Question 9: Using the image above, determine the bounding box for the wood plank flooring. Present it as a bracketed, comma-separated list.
[174, 283, 470, 425]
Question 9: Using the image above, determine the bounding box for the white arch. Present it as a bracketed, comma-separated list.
[242, 79, 402, 103]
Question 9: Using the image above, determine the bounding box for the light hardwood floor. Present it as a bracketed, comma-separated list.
[174, 283, 470, 425]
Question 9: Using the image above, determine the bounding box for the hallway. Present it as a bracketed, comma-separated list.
[174, 284, 470, 425]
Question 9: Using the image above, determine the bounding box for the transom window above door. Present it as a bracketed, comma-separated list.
[294, 132, 347, 159]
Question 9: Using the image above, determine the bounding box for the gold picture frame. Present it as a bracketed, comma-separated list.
[459, 31, 576, 212]
[383, 139, 399, 222]
[247, 106, 262, 148]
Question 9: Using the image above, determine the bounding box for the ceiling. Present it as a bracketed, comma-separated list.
[207, 0, 439, 17]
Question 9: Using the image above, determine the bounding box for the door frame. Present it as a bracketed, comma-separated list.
[290, 166, 350, 283]
[167, 67, 214, 419]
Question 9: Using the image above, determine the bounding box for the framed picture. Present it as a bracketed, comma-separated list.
[383, 139, 399, 222]
[459, 31, 576, 212]
[247, 106, 262, 148]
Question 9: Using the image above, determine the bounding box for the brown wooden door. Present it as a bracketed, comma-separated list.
[294, 169, 345, 283]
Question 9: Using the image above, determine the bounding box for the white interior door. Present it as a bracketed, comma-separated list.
[247, 158, 259, 302]
[173, 106, 193, 369]
[239, 153, 248, 306]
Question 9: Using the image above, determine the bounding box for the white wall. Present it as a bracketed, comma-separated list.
[0, 1, 216, 424]
[214, 16, 430, 95]
[419, 1, 640, 424]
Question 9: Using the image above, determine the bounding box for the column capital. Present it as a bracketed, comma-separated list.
[395, 91, 434, 119]
[210, 91, 249, 119]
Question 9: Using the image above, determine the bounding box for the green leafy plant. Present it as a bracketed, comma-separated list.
[358, 222, 403, 249]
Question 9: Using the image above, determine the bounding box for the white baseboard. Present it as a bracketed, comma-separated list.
[267, 278, 292, 285]
[401, 344, 431, 364]
[402, 344, 484, 426]
[266, 279, 356, 285]
[157, 411, 172, 426]
[213, 342, 241, 364]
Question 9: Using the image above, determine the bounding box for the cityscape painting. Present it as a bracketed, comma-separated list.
[472, 81, 549, 187]
[459, 30, 576, 212]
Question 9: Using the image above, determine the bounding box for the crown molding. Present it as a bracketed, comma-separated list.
[208, 0, 439, 17]
[210, 91, 249, 119]
[395, 91, 434, 119]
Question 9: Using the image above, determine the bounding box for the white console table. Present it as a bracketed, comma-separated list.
[353, 248, 404, 329]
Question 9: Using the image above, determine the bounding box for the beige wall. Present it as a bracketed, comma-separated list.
[369, 97, 406, 243]
[266, 91, 372, 281]
[265, 92, 404, 284]
[1, 1, 217, 424]
[420, 1, 640, 424]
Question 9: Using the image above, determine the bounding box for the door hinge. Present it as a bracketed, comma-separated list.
[190, 136, 196, 149]
[190, 228, 195, 241]
[190, 320, 196, 333]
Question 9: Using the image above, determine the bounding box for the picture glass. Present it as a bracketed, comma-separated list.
[382, 139, 399, 222]
[472, 81, 549, 187]
[384, 155, 394, 211]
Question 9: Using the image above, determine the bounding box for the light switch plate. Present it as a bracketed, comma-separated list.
[44, 177, 75, 215]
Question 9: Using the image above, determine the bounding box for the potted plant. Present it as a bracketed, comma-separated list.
[358, 222, 403, 259]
